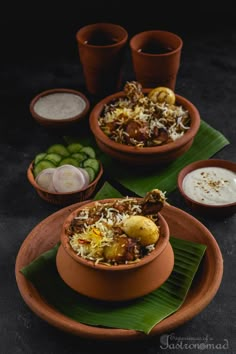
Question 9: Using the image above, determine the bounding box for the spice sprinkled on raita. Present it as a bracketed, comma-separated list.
[182, 167, 236, 205]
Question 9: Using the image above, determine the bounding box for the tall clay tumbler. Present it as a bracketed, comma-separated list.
[130, 30, 183, 90]
[76, 23, 128, 96]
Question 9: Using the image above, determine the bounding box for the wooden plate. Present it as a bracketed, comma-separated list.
[15, 201, 223, 341]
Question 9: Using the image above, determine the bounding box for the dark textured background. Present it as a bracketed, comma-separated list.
[0, 3, 236, 354]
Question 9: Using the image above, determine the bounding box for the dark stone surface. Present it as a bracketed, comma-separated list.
[0, 7, 235, 354]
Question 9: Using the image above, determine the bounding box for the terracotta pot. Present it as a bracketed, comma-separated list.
[56, 198, 174, 301]
[89, 89, 201, 166]
[130, 30, 183, 90]
[76, 23, 128, 96]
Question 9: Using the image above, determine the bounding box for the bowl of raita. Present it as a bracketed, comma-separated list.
[178, 159, 236, 216]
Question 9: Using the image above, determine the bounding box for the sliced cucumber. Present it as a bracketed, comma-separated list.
[44, 153, 62, 166]
[84, 166, 96, 183]
[34, 160, 57, 177]
[83, 158, 100, 174]
[70, 152, 88, 164]
[34, 152, 47, 165]
[67, 143, 83, 154]
[80, 146, 96, 158]
[47, 144, 70, 157]
[58, 157, 80, 167]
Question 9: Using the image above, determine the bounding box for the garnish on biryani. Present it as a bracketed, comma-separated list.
[98, 81, 190, 147]
[66, 189, 166, 265]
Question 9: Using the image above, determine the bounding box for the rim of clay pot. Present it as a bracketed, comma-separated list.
[76, 22, 128, 48]
[27, 161, 103, 196]
[60, 198, 170, 271]
[89, 89, 200, 155]
[29, 88, 90, 124]
[130, 30, 183, 56]
[178, 159, 236, 211]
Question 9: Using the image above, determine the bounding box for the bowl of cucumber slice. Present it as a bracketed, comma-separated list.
[27, 142, 103, 205]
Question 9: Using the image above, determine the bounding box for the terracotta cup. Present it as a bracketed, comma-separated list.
[76, 23, 128, 96]
[130, 30, 183, 90]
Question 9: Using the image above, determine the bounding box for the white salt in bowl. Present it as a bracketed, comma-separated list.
[30, 88, 90, 127]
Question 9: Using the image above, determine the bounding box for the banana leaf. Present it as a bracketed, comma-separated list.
[93, 181, 124, 200]
[20, 184, 207, 334]
[64, 119, 230, 197]
[97, 120, 230, 196]
[21, 238, 206, 334]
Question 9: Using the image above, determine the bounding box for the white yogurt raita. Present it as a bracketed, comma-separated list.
[34, 93, 86, 120]
[182, 166, 236, 205]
